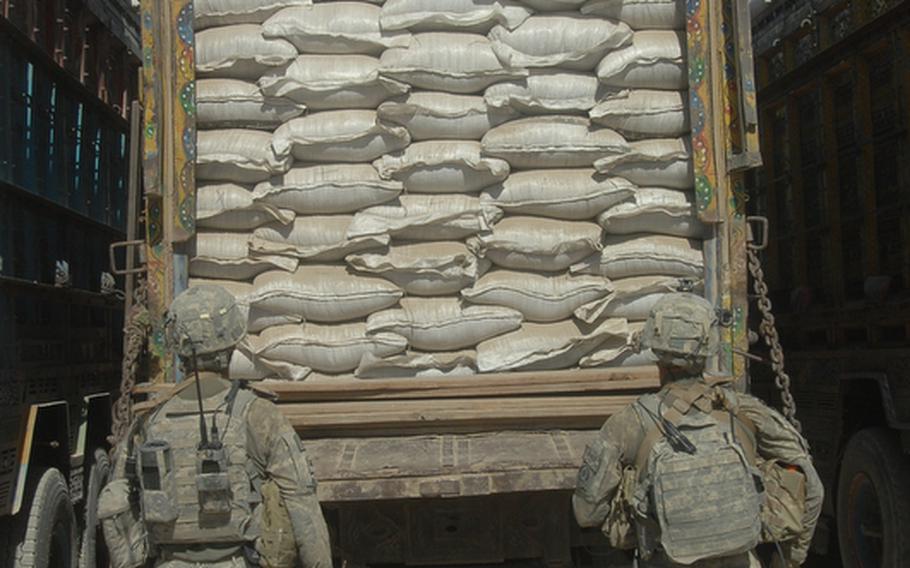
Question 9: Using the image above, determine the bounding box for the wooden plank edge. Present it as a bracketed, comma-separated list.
[267, 366, 661, 402]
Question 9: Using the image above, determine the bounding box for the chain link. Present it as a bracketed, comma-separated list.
[747, 247, 802, 432]
[109, 278, 150, 449]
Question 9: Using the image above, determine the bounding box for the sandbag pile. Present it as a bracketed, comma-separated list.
[189, 0, 703, 380]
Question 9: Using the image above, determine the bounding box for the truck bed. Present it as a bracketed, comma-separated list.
[265, 366, 659, 501]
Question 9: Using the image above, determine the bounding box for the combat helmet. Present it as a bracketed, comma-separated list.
[640, 292, 718, 372]
[165, 285, 246, 371]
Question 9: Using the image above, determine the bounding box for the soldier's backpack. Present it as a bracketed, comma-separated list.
[631, 381, 763, 565]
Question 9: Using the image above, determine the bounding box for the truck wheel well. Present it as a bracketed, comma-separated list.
[85, 396, 112, 454]
[30, 405, 71, 476]
[841, 379, 888, 436]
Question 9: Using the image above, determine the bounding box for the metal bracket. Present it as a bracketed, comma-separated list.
[109, 240, 147, 276]
[746, 216, 770, 251]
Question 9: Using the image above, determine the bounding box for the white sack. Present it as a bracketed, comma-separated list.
[373, 141, 510, 193]
[597, 187, 705, 238]
[574, 274, 699, 322]
[194, 0, 311, 28]
[259, 55, 409, 109]
[196, 79, 306, 130]
[229, 343, 311, 380]
[197, 129, 291, 184]
[346, 241, 490, 295]
[249, 265, 403, 322]
[380, 0, 531, 32]
[195, 25, 297, 79]
[367, 297, 522, 351]
[251, 216, 389, 261]
[468, 217, 602, 272]
[262, 3, 410, 54]
[197, 182, 294, 230]
[515, 0, 586, 10]
[589, 89, 689, 138]
[462, 270, 613, 322]
[190, 232, 297, 280]
[253, 164, 402, 214]
[594, 137, 693, 189]
[578, 321, 646, 367]
[596, 30, 687, 89]
[380, 32, 527, 94]
[476, 317, 628, 372]
[252, 322, 407, 373]
[581, 0, 686, 30]
[356, 350, 476, 378]
[188, 278, 254, 301]
[484, 71, 605, 114]
[187, 278, 302, 333]
[347, 194, 502, 241]
[481, 116, 629, 168]
[272, 111, 410, 162]
[247, 308, 304, 333]
[489, 15, 632, 71]
[591, 348, 658, 367]
[480, 170, 634, 220]
[378, 92, 518, 141]
[571, 235, 703, 279]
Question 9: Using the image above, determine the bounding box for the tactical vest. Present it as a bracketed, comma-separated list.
[631, 382, 763, 565]
[139, 384, 258, 546]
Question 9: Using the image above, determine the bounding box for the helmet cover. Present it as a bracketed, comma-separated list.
[640, 292, 718, 370]
[165, 285, 246, 359]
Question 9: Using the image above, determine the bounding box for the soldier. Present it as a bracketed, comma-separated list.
[573, 293, 823, 568]
[99, 285, 332, 568]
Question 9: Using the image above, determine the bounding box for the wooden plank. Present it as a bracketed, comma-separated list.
[267, 367, 660, 402]
[283, 395, 637, 437]
[315, 469, 580, 503]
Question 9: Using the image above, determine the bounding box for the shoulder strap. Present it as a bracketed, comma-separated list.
[632, 391, 694, 477]
[716, 393, 759, 464]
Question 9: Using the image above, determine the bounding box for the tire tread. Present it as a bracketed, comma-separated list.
[837, 428, 910, 568]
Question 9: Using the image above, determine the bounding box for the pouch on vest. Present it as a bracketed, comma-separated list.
[197, 444, 232, 515]
[256, 480, 298, 568]
[604, 465, 638, 550]
[98, 478, 149, 568]
[138, 440, 178, 524]
[759, 459, 806, 543]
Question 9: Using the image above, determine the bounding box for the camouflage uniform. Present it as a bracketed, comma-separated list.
[102, 286, 332, 568]
[572, 294, 823, 567]
[121, 373, 332, 568]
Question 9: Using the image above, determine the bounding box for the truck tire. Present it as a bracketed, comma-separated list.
[14, 467, 77, 568]
[837, 428, 910, 568]
[79, 448, 111, 568]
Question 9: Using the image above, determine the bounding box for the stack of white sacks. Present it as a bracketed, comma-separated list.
[190, 0, 706, 380]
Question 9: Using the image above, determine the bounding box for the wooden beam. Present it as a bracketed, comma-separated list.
[283, 395, 638, 438]
[267, 367, 660, 403]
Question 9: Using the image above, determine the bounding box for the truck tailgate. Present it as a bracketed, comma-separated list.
[307, 430, 599, 502]
[266, 366, 659, 501]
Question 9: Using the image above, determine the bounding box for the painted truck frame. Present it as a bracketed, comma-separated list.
[137, 0, 761, 563]
[0, 0, 140, 566]
[750, 1, 910, 565]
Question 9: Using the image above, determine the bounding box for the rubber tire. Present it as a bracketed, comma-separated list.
[14, 467, 78, 568]
[79, 449, 111, 568]
[837, 428, 910, 568]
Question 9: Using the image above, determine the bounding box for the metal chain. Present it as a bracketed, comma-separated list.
[747, 247, 802, 432]
[109, 278, 150, 448]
